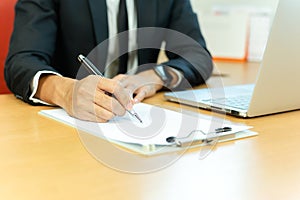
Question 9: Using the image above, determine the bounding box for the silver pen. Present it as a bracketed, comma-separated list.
[77, 54, 143, 123]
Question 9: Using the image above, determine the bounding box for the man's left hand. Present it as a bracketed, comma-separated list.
[113, 70, 164, 103]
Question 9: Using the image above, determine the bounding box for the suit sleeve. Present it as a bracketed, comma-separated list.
[163, 0, 213, 87]
[4, 0, 58, 103]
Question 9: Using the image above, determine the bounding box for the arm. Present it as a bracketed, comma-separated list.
[117, 0, 213, 102]
[4, 0, 133, 122]
[35, 74, 133, 122]
[163, 0, 213, 87]
[5, 0, 58, 103]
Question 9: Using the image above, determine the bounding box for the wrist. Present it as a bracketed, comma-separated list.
[153, 65, 179, 89]
[35, 75, 76, 108]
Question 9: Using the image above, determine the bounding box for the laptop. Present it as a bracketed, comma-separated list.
[164, 0, 300, 118]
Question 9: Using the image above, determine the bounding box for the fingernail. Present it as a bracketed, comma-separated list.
[133, 98, 139, 103]
[127, 103, 133, 110]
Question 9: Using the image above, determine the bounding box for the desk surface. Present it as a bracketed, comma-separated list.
[1, 62, 300, 200]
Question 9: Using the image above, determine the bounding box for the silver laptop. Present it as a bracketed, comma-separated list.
[164, 0, 300, 118]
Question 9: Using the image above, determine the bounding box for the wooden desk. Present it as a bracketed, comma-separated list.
[1, 62, 300, 200]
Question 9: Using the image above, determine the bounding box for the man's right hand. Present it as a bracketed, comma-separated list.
[35, 75, 133, 122]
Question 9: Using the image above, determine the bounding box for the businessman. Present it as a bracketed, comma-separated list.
[5, 0, 213, 122]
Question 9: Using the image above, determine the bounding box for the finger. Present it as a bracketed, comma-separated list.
[121, 77, 146, 95]
[134, 86, 157, 103]
[71, 108, 108, 123]
[126, 83, 139, 95]
[113, 74, 127, 82]
[97, 78, 132, 110]
[93, 104, 116, 121]
[94, 91, 126, 116]
[133, 88, 148, 103]
[80, 103, 116, 123]
[123, 78, 155, 95]
[84, 111, 109, 123]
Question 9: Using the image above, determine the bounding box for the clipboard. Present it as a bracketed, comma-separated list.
[39, 103, 258, 156]
[109, 129, 257, 156]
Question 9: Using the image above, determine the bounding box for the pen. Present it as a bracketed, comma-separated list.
[77, 54, 143, 123]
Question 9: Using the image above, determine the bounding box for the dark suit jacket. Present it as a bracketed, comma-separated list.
[5, 0, 213, 103]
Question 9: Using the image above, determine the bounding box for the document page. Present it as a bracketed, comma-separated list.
[39, 103, 251, 146]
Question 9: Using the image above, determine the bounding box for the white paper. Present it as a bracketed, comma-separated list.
[39, 103, 251, 146]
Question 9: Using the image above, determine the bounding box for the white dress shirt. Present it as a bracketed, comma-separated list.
[105, 0, 138, 78]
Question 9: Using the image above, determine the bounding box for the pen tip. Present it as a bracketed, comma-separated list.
[134, 114, 143, 124]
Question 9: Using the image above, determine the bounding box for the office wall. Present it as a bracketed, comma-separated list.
[190, 0, 280, 61]
[191, 0, 279, 14]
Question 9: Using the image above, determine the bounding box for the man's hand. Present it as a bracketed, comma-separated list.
[35, 75, 133, 122]
[113, 69, 164, 103]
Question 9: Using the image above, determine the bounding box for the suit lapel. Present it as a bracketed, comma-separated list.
[87, 0, 159, 69]
[88, 0, 108, 44]
[87, 0, 108, 72]
[88, 0, 157, 39]
[136, 0, 157, 28]
[136, 0, 157, 65]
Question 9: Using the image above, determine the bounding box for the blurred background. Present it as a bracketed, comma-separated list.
[190, 0, 279, 62]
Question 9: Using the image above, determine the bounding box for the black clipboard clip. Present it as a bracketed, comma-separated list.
[166, 127, 232, 147]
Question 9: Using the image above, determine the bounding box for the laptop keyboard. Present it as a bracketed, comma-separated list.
[203, 95, 251, 110]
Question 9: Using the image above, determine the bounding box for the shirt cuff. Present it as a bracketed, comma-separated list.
[29, 71, 62, 105]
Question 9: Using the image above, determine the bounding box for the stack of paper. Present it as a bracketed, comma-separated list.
[39, 103, 257, 155]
